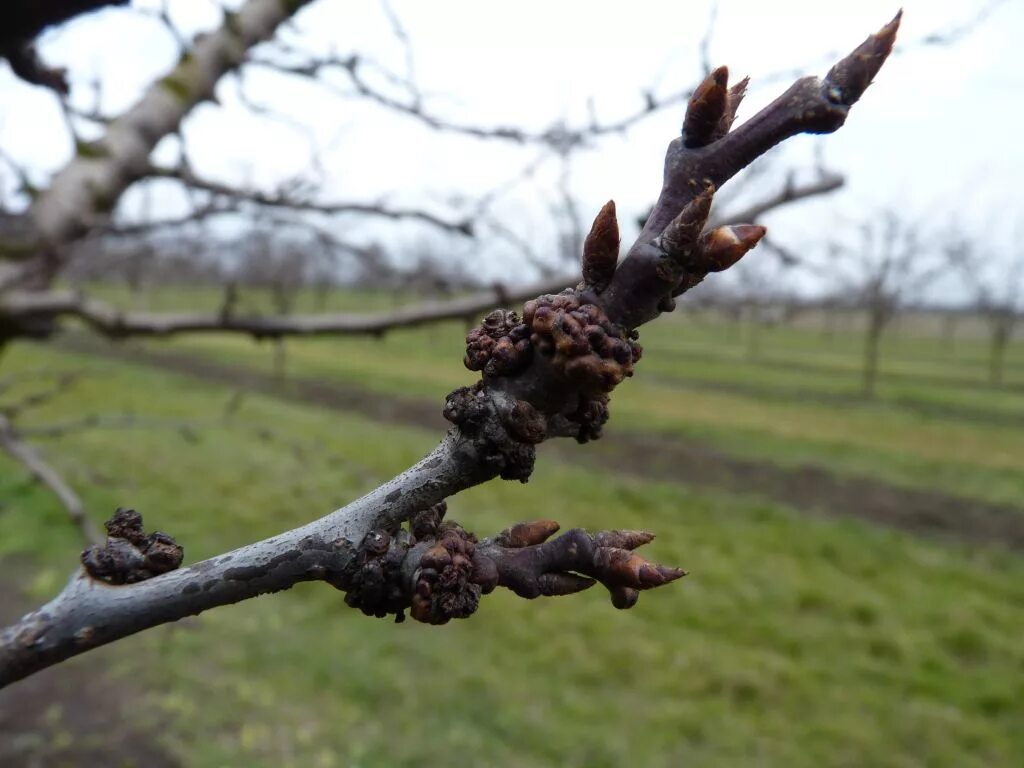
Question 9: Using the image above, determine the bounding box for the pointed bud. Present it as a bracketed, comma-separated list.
[659, 184, 715, 261]
[824, 10, 901, 107]
[593, 547, 687, 589]
[718, 77, 750, 137]
[582, 200, 620, 291]
[594, 530, 656, 551]
[538, 573, 596, 596]
[699, 224, 766, 272]
[683, 66, 729, 148]
[495, 519, 560, 548]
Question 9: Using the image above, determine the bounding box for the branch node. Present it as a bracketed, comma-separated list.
[81, 508, 183, 585]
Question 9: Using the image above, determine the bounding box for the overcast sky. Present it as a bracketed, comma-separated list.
[1, 0, 1021, 300]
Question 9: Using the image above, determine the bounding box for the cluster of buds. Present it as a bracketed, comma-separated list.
[340, 503, 496, 625]
[81, 507, 183, 585]
[443, 383, 542, 481]
[410, 516, 495, 625]
[463, 309, 532, 378]
[343, 528, 415, 622]
[524, 292, 642, 395]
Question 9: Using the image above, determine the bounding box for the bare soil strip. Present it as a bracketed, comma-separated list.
[59, 337, 1024, 552]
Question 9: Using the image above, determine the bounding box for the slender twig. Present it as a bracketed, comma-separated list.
[0, 415, 102, 545]
[0, 276, 576, 339]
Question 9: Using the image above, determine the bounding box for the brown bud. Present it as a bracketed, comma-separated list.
[582, 200, 620, 291]
[699, 224, 766, 272]
[683, 66, 729, 148]
[538, 573, 596, 596]
[824, 10, 901, 107]
[504, 400, 547, 444]
[719, 77, 750, 136]
[610, 586, 640, 610]
[496, 519, 561, 548]
[660, 184, 715, 261]
[594, 529, 656, 551]
[420, 542, 452, 570]
[143, 532, 184, 573]
[594, 547, 687, 588]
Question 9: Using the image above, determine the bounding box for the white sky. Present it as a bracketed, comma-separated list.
[0, 0, 1021, 300]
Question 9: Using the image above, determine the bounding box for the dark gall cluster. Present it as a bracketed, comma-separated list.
[343, 527, 415, 622]
[443, 383, 540, 481]
[340, 502, 496, 626]
[81, 507, 184, 585]
[463, 309, 532, 377]
[524, 291, 642, 394]
[409, 511, 497, 626]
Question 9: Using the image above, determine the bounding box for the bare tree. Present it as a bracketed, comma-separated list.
[947, 236, 1023, 386]
[825, 210, 941, 397]
[0, 3, 902, 687]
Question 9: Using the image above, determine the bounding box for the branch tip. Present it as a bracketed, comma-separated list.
[824, 10, 902, 106]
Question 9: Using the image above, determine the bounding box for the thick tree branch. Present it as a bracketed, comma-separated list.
[4, 2, 126, 47]
[0, 13, 900, 689]
[3, 0, 315, 288]
[2, 2, 129, 93]
[0, 433, 487, 687]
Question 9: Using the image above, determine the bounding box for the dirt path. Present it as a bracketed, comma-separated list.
[62, 337, 1024, 552]
[0, 560, 180, 768]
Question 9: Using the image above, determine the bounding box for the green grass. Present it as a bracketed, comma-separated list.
[91, 288, 1024, 508]
[2, 322, 1024, 766]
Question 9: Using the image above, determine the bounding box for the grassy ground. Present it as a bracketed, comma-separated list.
[127, 287, 1024, 506]
[1, 289, 1023, 767]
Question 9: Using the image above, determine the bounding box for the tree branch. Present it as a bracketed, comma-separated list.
[145, 164, 476, 236]
[0, 414, 101, 546]
[0, 13, 900, 688]
[714, 171, 844, 226]
[0, 276, 576, 340]
[3, 0, 315, 288]
[2, 2, 129, 93]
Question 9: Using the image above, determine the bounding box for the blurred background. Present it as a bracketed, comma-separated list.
[0, 1, 1022, 766]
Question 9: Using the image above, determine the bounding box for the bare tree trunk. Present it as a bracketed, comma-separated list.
[988, 319, 1012, 387]
[745, 303, 763, 361]
[273, 339, 288, 381]
[862, 311, 885, 398]
[940, 312, 958, 354]
[820, 308, 838, 341]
